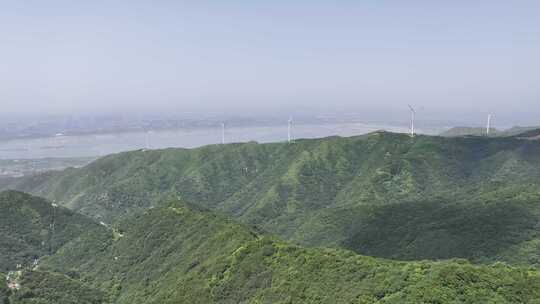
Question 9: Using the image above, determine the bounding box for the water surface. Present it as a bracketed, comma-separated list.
[0, 122, 414, 159]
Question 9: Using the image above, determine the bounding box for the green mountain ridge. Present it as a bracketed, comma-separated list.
[3, 132, 540, 265]
[440, 126, 500, 137]
[0, 190, 100, 273]
[4, 270, 107, 304]
[0, 276, 8, 302]
[440, 126, 540, 138]
[35, 200, 540, 303]
[1, 191, 539, 303]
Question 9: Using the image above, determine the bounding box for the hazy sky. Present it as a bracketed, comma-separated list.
[1, 1, 539, 122]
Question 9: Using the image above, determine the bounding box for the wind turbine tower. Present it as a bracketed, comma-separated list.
[287, 117, 293, 143]
[221, 122, 226, 144]
[486, 114, 492, 136]
[408, 105, 416, 137]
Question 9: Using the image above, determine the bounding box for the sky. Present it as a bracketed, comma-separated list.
[1, 1, 539, 124]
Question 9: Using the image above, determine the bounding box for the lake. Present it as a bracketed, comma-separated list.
[0, 122, 416, 159]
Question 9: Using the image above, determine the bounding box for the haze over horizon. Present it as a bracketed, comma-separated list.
[1, 1, 539, 125]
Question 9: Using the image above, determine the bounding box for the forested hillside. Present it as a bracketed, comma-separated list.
[34, 201, 540, 304]
[0, 191, 100, 272]
[3, 270, 107, 304]
[0, 277, 8, 302]
[440, 126, 540, 137]
[3, 132, 540, 265]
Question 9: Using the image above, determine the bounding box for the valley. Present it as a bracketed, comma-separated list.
[2, 191, 539, 303]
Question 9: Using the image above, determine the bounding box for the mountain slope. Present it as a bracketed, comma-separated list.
[516, 128, 540, 140]
[440, 126, 540, 137]
[3, 270, 108, 304]
[39, 201, 540, 304]
[440, 126, 498, 137]
[340, 197, 539, 264]
[0, 190, 100, 272]
[3, 133, 540, 264]
[0, 276, 8, 302]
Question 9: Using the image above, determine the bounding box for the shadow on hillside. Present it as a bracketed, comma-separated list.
[342, 199, 538, 262]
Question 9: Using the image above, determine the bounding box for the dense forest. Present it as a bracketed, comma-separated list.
[3, 131, 540, 266]
[2, 194, 539, 303]
[2, 130, 540, 302]
[0, 191, 100, 272]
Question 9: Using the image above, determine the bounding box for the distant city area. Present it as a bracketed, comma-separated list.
[0, 157, 95, 178]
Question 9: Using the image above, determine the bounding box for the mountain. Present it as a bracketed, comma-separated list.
[440, 126, 499, 137]
[34, 200, 540, 304]
[3, 132, 540, 265]
[502, 126, 540, 137]
[516, 128, 540, 140]
[0, 190, 100, 273]
[440, 126, 540, 137]
[0, 276, 8, 302]
[3, 270, 107, 304]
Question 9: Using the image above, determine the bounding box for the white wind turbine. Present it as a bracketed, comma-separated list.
[221, 122, 226, 144]
[287, 116, 293, 143]
[486, 114, 492, 136]
[408, 105, 416, 137]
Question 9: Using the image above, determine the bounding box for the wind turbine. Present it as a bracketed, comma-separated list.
[287, 116, 293, 143]
[486, 114, 492, 136]
[49, 201, 57, 253]
[408, 105, 416, 137]
[221, 122, 226, 144]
